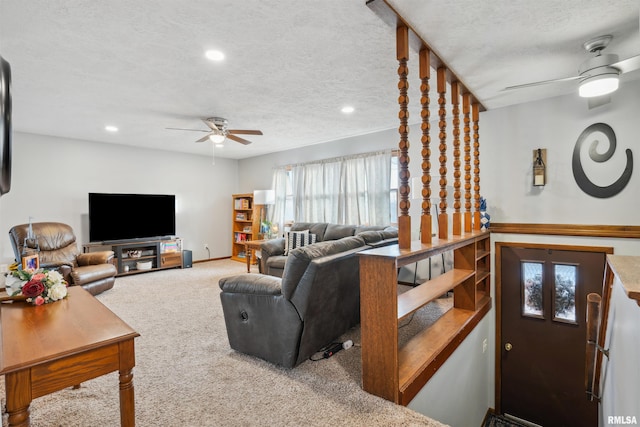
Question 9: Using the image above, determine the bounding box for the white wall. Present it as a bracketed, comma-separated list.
[481, 80, 640, 225]
[600, 272, 640, 426]
[0, 132, 239, 262]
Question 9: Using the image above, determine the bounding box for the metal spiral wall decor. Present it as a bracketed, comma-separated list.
[572, 123, 633, 198]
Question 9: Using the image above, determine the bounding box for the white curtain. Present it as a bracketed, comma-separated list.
[270, 168, 289, 234]
[271, 150, 392, 227]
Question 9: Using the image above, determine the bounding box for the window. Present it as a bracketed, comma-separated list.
[271, 150, 393, 228]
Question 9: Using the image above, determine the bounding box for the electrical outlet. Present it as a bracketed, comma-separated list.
[482, 338, 488, 353]
[204, 243, 209, 250]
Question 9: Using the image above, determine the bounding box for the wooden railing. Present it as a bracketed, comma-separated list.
[490, 223, 640, 239]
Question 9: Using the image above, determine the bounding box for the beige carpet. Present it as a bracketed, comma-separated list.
[1, 259, 450, 427]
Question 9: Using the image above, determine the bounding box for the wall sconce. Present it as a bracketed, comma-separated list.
[533, 148, 546, 187]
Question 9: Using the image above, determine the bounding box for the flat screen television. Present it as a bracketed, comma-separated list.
[0, 54, 12, 196]
[89, 193, 176, 243]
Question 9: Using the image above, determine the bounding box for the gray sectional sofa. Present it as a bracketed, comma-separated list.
[218, 222, 397, 368]
[259, 222, 397, 277]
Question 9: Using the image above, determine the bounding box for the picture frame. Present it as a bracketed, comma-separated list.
[22, 253, 39, 270]
[236, 212, 247, 221]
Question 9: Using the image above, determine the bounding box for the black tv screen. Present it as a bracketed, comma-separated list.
[0, 54, 12, 196]
[89, 193, 176, 243]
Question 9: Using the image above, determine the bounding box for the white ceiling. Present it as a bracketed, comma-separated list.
[1, 1, 638, 160]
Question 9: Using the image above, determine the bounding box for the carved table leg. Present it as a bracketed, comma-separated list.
[5, 370, 31, 427]
[119, 339, 136, 427]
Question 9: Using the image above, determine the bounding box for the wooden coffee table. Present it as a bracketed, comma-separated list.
[0, 286, 140, 426]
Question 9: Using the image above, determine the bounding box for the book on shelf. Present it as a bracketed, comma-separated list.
[234, 198, 250, 210]
[235, 232, 247, 243]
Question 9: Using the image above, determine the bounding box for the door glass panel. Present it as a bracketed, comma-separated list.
[522, 261, 543, 318]
[554, 264, 577, 323]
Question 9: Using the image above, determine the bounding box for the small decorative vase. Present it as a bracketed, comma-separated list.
[480, 197, 490, 231]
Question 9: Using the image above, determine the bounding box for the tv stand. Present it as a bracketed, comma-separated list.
[84, 237, 183, 276]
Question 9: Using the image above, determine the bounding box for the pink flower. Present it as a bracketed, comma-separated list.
[34, 296, 45, 306]
[32, 273, 46, 281]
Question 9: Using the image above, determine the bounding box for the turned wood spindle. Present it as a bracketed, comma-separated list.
[463, 93, 472, 232]
[419, 48, 432, 243]
[472, 103, 481, 230]
[437, 67, 448, 239]
[397, 25, 411, 249]
[451, 81, 461, 235]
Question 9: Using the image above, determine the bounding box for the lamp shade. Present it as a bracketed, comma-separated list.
[579, 73, 619, 98]
[253, 189, 275, 205]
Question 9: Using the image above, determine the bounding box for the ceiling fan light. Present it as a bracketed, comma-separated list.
[579, 73, 619, 98]
[209, 133, 226, 144]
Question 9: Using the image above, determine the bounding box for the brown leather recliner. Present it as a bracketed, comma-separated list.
[8, 222, 116, 296]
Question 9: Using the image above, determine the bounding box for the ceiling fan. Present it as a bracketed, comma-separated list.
[166, 117, 263, 145]
[504, 35, 640, 99]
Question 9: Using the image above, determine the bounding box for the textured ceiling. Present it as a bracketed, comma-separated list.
[0, 1, 638, 160]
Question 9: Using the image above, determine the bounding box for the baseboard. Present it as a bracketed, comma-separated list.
[194, 256, 231, 264]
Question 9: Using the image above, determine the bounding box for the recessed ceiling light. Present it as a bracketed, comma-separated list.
[105, 125, 118, 132]
[205, 50, 225, 61]
[341, 106, 355, 114]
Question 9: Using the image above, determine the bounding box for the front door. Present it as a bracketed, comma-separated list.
[500, 245, 606, 427]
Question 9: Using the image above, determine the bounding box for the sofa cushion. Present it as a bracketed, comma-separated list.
[265, 255, 288, 275]
[291, 223, 328, 241]
[323, 224, 357, 241]
[284, 231, 317, 255]
[281, 235, 366, 300]
[355, 225, 385, 234]
[357, 230, 384, 245]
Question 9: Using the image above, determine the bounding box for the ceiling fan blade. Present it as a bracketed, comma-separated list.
[503, 75, 581, 91]
[196, 134, 212, 143]
[202, 119, 219, 131]
[166, 127, 209, 133]
[227, 134, 253, 145]
[611, 54, 640, 74]
[227, 129, 263, 135]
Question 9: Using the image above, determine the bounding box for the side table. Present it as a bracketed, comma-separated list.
[244, 239, 267, 273]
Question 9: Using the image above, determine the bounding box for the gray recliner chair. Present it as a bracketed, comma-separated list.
[8, 222, 117, 296]
[219, 235, 367, 368]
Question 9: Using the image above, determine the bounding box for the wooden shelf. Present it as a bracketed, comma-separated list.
[231, 193, 260, 262]
[398, 269, 474, 321]
[108, 238, 183, 275]
[476, 270, 490, 283]
[476, 249, 490, 260]
[359, 231, 491, 406]
[398, 295, 491, 405]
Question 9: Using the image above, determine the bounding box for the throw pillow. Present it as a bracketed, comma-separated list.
[284, 230, 317, 255]
[284, 229, 308, 255]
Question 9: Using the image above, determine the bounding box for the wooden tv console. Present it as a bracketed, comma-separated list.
[83, 237, 183, 276]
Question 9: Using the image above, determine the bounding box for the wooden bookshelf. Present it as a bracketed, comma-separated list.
[358, 231, 491, 405]
[231, 193, 260, 262]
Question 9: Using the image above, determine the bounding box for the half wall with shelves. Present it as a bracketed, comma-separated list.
[358, 231, 491, 405]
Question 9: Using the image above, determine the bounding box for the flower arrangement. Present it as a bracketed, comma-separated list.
[6, 264, 68, 306]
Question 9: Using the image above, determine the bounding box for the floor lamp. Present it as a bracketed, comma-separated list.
[253, 189, 275, 238]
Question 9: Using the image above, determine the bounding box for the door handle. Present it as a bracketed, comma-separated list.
[505, 342, 513, 351]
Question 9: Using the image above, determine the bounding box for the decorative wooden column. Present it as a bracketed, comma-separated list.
[451, 81, 461, 235]
[397, 25, 411, 249]
[437, 67, 448, 239]
[463, 93, 472, 232]
[472, 103, 481, 230]
[419, 48, 432, 244]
